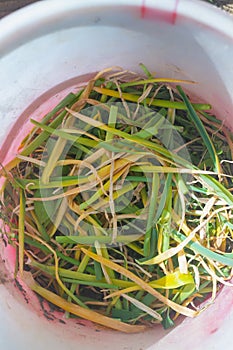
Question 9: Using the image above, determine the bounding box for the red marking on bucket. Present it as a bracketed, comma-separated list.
[210, 328, 218, 334]
[140, 0, 179, 25]
[141, 0, 146, 18]
[172, 0, 179, 25]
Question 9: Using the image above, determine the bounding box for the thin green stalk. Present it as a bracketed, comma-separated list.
[56, 234, 141, 245]
[106, 105, 118, 141]
[139, 63, 154, 78]
[62, 278, 119, 289]
[30, 119, 97, 149]
[155, 173, 172, 221]
[120, 77, 195, 89]
[18, 188, 26, 276]
[161, 176, 173, 253]
[93, 87, 211, 111]
[143, 173, 159, 256]
[15, 175, 87, 190]
[176, 85, 220, 173]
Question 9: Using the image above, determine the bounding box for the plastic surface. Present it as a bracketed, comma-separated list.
[0, 1, 233, 349]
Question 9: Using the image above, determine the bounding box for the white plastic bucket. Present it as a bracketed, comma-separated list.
[0, 1, 233, 349]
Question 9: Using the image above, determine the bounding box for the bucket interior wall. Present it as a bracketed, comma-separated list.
[1, 1, 233, 349]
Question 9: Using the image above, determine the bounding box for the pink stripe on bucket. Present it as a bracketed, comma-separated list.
[141, 0, 179, 25]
